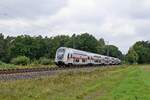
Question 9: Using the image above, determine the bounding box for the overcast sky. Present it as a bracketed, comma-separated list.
[0, 0, 150, 53]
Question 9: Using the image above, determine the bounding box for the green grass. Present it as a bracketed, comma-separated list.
[0, 60, 55, 69]
[0, 65, 150, 100]
[0, 62, 55, 69]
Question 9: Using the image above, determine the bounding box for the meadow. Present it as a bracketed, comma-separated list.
[0, 65, 150, 100]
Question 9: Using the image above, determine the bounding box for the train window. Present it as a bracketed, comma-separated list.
[70, 54, 72, 58]
[67, 54, 69, 59]
[99, 60, 101, 63]
[94, 60, 98, 63]
[57, 49, 65, 60]
[82, 59, 86, 62]
[76, 59, 79, 62]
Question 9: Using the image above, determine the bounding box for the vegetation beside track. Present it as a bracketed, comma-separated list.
[0, 61, 55, 69]
[0, 65, 149, 100]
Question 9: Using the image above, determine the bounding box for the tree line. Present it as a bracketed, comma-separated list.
[126, 41, 150, 64]
[0, 33, 149, 64]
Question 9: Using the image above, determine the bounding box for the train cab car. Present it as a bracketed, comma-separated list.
[55, 47, 90, 66]
[55, 47, 67, 65]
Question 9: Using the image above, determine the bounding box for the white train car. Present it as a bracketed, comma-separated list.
[55, 47, 121, 66]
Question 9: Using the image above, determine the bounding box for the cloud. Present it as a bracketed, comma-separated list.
[0, 0, 150, 53]
[0, 0, 67, 19]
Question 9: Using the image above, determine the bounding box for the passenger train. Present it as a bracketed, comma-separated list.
[55, 47, 121, 67]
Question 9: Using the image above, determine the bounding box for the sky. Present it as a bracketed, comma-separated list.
[0, 0, 150, 54]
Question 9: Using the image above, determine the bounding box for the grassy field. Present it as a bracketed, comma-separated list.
[0, 65, 150, 100]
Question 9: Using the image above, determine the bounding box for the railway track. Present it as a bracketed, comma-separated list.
[0, 67, 59, 75]
[0, 65, 105, 75]
[0, 65, 117, 81]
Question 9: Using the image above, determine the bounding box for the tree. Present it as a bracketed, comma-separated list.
[3, 36, 15, 62]
[96, 38, 105, 54]
[9, 35, 48, 60]
[50, 35, 70, 58]
[0, 33, 7, 62]
[43, 37, 52, 58]
[126, 47, 138, 64]
[132, 41, 150, 64]
[104, 45, 123, 59]
[65, 34, 76, 48]
[75, 33, 99, 53]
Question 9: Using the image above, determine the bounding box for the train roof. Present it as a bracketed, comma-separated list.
[57, 47, 121, 62]
[58, 47, 110, 58]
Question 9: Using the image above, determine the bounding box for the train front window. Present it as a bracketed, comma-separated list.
[57, 49, 65, 60]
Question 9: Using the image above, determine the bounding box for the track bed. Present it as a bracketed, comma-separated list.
[0, 66, 114, 81]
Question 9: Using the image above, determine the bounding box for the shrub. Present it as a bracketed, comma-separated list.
[0, 61, 16, 69]
[39, 57, 53, 65]
[32, 60, 39, 65]
[0, 61, 4, 65]
[11, 56, 30, 65]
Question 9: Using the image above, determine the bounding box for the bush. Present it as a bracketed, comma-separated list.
[32, 60, 39, 65]
[0, 61, 4, 65]
[0, 61, 16, 69]
[39, 57, 53, 65]
[11, 56, 30, 65]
